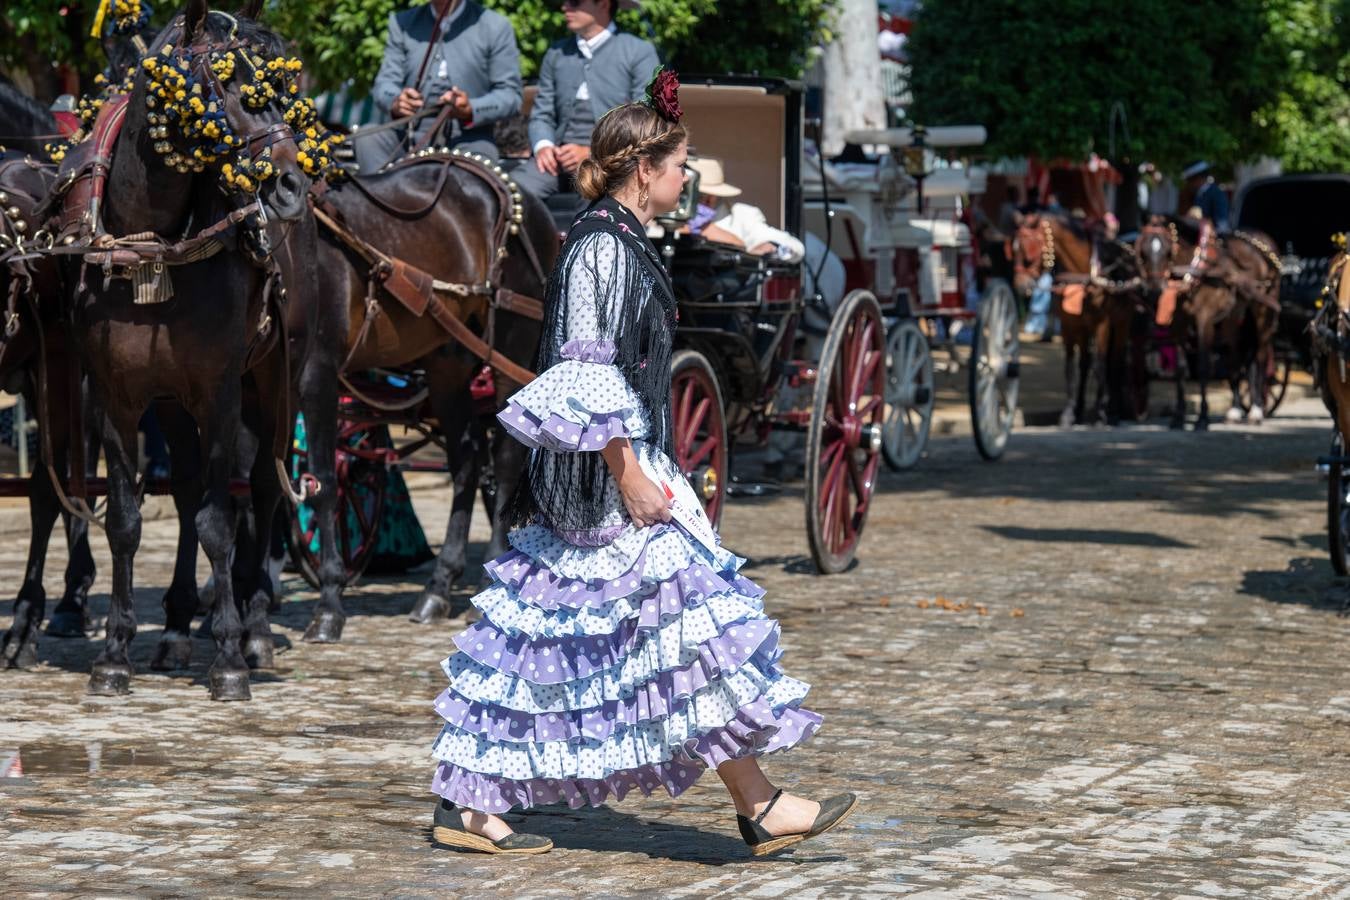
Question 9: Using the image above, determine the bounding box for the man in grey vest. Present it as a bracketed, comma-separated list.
[353, 0, 523, 172]
[513, 0, 660, 200]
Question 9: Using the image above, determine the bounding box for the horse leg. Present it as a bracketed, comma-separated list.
[487, 425, 527, 562]
[238, 371, 283, 669]
[1170, 317, 1188, 430]
[1248, 309, 1274, 426]
[1194, 314, 1215, 431]
[1075, 330, 1092, 424]
[1090, 314, 1111, 424]
[410, 357, 479, 624]
[88, 414, 141, 696]
[151, 403, 200, 672]
[1060, 324, 1079, 428]
[1, 462, 61, 669]
[45, 380, 96, 638]
[298, 354, 345, 644]
[193, 384, 251, 701]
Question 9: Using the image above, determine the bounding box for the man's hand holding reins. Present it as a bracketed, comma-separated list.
[392, 87, 424, 118]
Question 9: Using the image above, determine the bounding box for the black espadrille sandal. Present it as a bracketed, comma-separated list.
[432, 799, 553, 855]
[736, 790, 859, 857]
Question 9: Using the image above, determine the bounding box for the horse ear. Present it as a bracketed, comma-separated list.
[237, 0, 264, 20]
[183, 0, 210, 44]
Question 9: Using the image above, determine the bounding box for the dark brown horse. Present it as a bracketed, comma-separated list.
[0, 151, 99, 667]
[1134, 215, 1281, 429]
[304, 149, 555, 629]
[53, 2, 319, 700]
[1013, 213, 1141, 425]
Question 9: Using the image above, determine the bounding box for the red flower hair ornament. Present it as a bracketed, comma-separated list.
[644, 67, 683, 124]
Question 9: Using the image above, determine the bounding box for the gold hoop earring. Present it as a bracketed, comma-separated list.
[638, 185, 649, 207]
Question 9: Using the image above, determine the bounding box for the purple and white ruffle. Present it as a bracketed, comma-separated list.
[496, 352, 647, 453]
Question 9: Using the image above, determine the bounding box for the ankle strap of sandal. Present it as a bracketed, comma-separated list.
[753, 788, 784, 825]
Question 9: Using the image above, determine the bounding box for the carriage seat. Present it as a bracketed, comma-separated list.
[546, 192, 586, 234]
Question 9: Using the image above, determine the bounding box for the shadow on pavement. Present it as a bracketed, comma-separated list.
[422, 804, 847, 865]
[980, 525, 1195, 548]
[1239, 555, 1350, 614]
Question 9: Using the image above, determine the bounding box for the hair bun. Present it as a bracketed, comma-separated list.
[575, 157, 608, 201]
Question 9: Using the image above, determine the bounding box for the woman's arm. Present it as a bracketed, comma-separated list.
[600, 438, 672, 528]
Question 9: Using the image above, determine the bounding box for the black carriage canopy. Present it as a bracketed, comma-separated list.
[1234, 175, 1350, 260]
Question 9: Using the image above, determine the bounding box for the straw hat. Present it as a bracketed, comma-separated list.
[687, 158, 742, 198]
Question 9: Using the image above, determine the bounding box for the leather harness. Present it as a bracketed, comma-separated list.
[309, 147, 546, 390]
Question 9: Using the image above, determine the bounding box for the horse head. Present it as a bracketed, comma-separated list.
[130, 0, 335, 226]
[1012, 213, 1052, 298]
[1134, 215, 1177, 295]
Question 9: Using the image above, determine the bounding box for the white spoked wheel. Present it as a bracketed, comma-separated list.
[882, 318, 934, 471]
[970, 279, 1021, 461]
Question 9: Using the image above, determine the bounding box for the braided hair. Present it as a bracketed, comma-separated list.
[575, 102, 687, 201]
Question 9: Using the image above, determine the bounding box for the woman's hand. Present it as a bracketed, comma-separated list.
[618, 469, 672, 528]
[600, 438, 672, 529]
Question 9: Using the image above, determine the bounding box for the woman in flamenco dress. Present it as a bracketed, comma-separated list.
[426, 72, 858, 857]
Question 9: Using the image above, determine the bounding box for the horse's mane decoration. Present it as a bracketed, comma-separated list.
[93, 0, 153, 37]
[141, 40, 342, 193]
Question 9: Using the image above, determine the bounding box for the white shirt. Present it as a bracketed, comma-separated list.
[431, 1, 469, 80]
[575, 23, 617, 101]
[533, 23, 617, 153]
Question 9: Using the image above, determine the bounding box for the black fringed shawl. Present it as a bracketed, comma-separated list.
[505, 196, 678, 535]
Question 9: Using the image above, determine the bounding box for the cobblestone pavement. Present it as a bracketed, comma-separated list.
[2, 395, 1349, 898]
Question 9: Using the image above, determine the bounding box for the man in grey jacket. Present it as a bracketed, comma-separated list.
[513, 0, 660, 200]
[353, 0, 523, 172]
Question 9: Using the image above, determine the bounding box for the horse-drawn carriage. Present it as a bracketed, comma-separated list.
[1233, 175, 1350, 416]
[802, 126, 1020, 466]
[292, 76, 892, 579]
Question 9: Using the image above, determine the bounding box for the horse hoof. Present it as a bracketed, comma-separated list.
[1224, 407, 1244, 424]
[1249, 408, 1265, 426]
[303, 611, 345, 643]
[1, 631, 38, 670]
[208, 667, 252, 702]
[243, 636, 275, 670]
[88, 663, 132, 696]
[409, 593, 452, 625]
[45, 609, 88, 638]
[150, 634, 192, 672]
[1194, 418, 1210, 432]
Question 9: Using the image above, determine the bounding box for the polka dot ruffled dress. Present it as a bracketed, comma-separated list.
[429, 229, 821, 814]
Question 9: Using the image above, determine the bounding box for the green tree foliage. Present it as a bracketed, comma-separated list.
[1, 1, 103, 97]
[1253, 0, 1350, 173]
[271, 0, 834, 97]
[906, 0, 1349, 174]
[3, 1, 835, 101]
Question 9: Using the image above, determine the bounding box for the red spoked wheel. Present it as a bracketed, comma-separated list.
[286, 419, 389, 590]
[671, 350, 728, 529]
[1238, 345, 1292, 418]
[805, 290, 886, 574]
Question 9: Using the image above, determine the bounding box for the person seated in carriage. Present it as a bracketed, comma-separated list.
[682, 157, 805, 262]
[512, 0, 660, 202]
[1181, 159, 1230, 232]
[352, 0, 524, 172]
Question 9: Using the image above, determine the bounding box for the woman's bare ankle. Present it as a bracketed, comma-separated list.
[460, 809, 513, 841]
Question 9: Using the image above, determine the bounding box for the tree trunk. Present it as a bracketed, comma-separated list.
[821, 0, 886, 157]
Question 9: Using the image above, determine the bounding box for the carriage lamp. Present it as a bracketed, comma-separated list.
[901, 125, 929, 213]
